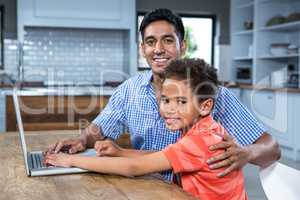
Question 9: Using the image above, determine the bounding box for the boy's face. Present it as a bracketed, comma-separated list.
[140, 20, 186, 76]
[159, 78, 201, 131]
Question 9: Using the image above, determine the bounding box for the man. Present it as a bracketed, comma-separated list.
[45, 8, 280, 181]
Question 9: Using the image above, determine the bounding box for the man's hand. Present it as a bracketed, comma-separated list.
[44, 153, 73, 168]
[94, 140, 122, 157]
[207, 134, 251, 178]
[44, 138, 87, 155]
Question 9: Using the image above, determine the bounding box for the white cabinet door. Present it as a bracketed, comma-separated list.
[241, 89, 293, 146]
[240, 89, 252, 111]
[228, 88, 241, 100]
[18, 0, 135, 29]
[290, 93, 300, 154]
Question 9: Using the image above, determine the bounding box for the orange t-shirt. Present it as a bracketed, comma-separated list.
[162, 115, 248, 200]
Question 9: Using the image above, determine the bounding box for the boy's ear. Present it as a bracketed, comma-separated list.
[198, 99, 214, 116]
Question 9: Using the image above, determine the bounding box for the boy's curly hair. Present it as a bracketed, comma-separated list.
[162, 58, 219, 102]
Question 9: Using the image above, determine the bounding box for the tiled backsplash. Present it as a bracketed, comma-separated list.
[5, 27, 130, 85]
[4, 39, 19, 82]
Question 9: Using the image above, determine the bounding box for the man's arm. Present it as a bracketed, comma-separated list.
[209, 87, 281, 177]
[80, 123, 105, 148]
[45, 83, 127, 155]
[44, 123, 105, 154]
[247, 132, 281, 167]
[207, 132, 281, 177]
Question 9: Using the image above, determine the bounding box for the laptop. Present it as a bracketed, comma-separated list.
[12, 88, 96, 177]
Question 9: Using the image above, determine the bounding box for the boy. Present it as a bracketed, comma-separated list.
[45, 58, 247, 200]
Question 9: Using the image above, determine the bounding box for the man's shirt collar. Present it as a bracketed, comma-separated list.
[140, 70, 153, 88]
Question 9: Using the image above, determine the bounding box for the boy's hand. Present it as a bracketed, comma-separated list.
[44, 153, 73, 168]
[207, 134, 250, 177]
[94, 140, 122, 157]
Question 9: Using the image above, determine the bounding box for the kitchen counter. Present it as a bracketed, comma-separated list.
[0, 130, 195, 200]
[1, 86, 116, 96]
[226, 83, 300, 93]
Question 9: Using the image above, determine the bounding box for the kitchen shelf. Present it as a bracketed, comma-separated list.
[259, 54, 299, 59]
[260, 21, 300, 32]
[258, 0, 299, 4]
[236, 2, 254, 9]
[233, 30, 254, 35]
[233, 56, 253, 61]
[257, 0, 273, 3]
[231, 0, 300, 85]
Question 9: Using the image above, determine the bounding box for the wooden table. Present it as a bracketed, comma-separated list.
[0, 131, 195, 200]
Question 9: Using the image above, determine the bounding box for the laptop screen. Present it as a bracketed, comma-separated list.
[13, 88, 30, 176]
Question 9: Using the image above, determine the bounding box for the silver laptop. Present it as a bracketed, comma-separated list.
[13, 88, 96, 177]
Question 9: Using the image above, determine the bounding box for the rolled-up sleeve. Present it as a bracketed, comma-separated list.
[213, 87, 267, 146]
[92, 85, 127, 140]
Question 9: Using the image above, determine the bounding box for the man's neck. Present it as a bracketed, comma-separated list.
[152, 73, 162, 88]
[151, 73, 163, 100]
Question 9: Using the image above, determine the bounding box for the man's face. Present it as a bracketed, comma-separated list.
[141, 20, 186, 75]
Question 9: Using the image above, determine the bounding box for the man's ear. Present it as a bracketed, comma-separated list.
[180, 40, 187, 57]
[140, 42, 146, 57]
[198, 99, 214, 116]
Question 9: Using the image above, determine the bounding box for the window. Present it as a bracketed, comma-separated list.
[137, 13, 215, 70]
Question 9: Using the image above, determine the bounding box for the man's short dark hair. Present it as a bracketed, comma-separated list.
[162, 58, 219, 102]
[139, 8, 185, 42]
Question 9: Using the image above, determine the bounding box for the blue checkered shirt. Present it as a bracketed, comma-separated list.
[93, 71, 266, 181]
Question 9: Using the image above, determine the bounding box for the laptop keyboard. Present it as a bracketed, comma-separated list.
[31, 153, 47, 169]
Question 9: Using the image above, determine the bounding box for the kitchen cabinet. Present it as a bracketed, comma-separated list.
[231, 0, 300, 87]
[6, 95, 110, 131]
[18, 0, 135, 30]
[289, 93, 300, 160]
[241, 88, 300, 160]
[0, 90, 5, 133]
[228, 87, 241, 100]
[17, 0, 138, 79]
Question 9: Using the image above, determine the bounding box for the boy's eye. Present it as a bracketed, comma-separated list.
[161, 97, 169, 104]
[177, 100, 187, 104]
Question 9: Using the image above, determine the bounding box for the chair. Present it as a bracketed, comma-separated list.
[259, 161, 300, 200]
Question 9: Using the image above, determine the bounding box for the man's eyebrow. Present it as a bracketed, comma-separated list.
[144, 36, 156, 41]
[144, 34, 175, 41]
[162, 34, 175, 38]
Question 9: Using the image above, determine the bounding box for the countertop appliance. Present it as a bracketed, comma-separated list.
[236, 67, 251, 84]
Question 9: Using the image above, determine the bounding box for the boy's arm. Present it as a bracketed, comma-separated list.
[118, 148, 154, 157]
[95, 140, 154, 158]
[45, 151, 171, 177]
